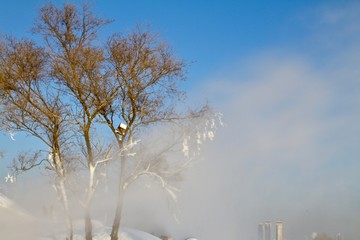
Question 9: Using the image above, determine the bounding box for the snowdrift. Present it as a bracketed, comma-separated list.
[1, 193, 161, 240]
[39, 224, 162, 240]
[0, 192, 33, 220]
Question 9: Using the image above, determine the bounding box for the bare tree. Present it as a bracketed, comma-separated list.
[99, 29, 220, 240]
[1, 3, 221, 240]
[0, 37, 75, 240]
[32, 4, 115, 240]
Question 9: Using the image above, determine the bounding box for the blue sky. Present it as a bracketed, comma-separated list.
[0, 1, 343, 84]
[1, 1, 360, 240]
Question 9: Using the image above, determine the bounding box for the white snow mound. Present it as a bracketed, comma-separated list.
[41, 220, 161, 240]
[0, 192, 33, 219]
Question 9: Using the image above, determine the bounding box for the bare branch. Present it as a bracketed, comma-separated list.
[10, 151, 46, 174]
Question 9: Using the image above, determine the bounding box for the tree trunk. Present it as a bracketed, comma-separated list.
[85, 207, 93, 240]
[65, 213, 74, 240]
[83, 128, 95, 240]
[84, 163, 95, 240]
[110, 156, 127, 240]
[109, 189, 124, 240]
[59, 178, 73, 240]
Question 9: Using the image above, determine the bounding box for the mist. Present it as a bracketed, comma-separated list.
[1, 2, 360, 240]
[158, 4, 360, 240]
[173, 54, 360, 240]
[118, 8, 360, 239]
[127, 3, 360, 240]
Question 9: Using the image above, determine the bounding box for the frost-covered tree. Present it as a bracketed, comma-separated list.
[84, 27, 222, 240]
[0, 37, 75, 240]
[0, 3, 221, 240]
[31, 4, 114, 240]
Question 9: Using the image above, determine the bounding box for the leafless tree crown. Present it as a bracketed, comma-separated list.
[0, 3, 219, 240]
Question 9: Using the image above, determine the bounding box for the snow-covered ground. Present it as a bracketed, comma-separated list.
[1, 193, 163, 240]
[0, 192, 33, 220]
[39, 226, 162, 240]
[39, 219, 162, 240]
